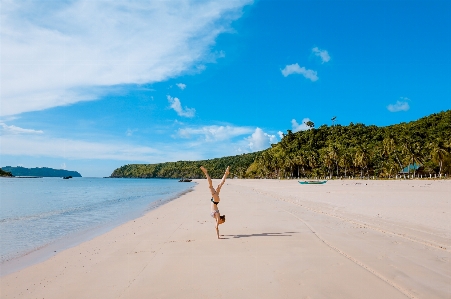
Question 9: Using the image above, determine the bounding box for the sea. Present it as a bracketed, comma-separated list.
[0, 177, 195, 275]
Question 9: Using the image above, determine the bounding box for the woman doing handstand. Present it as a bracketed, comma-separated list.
[200, 166, 229, 239]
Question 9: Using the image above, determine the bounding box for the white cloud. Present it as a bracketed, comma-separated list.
[167, 96, 196, 118]
[176, 83, 187, 90]
[387, 98, 410, 112]
[0, 123, 44, 135]
[0, 123, 278, 172]
[0, 134, 162, 161]
[291, 118, 312, 132]
[247, 127, 277, 151]
[312, 47, 330, 63]
[0, 0, 252, 116]
[126, 128, 138, 136]
[177, 125, 252, 141]
[277, 131, 284, 139]
[281, 64, 318, 81]
[176, 125, 278, 154]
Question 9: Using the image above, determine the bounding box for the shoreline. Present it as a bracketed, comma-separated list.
[0, 184, 196, 277]
[1, 179, 450, 298]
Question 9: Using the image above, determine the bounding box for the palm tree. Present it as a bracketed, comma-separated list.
[283, 153, 296, 178]
[328, 143, 340, 177]
[339, 150, 352, 178]
[235, 166, 246, 179]
[320, 148, 333, 178]
[402, 140, 424, 177]
[307, 151, 318, 178]
[382, 137, 404, 172]
[354, 146, 370, 178]
[379, 158, 401, 178]
[294, 153, 307, 178]
[256, 152, 271, 178]
[429, 140, 448, 176]
[305, 120, 315, 128]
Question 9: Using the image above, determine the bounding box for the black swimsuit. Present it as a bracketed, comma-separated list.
[211, 198, 219, 205]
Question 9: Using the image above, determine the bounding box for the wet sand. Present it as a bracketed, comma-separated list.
[1, 179, 450, 298]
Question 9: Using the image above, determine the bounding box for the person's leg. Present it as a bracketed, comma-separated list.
[221, 166, 230, 182]
[216, 166, 230, 192]
[200, 166, 214, 189]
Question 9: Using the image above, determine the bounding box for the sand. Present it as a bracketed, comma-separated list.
[1, 179, 450, 299]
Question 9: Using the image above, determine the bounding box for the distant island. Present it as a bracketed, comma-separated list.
[111, 110, 451, 179]
[1, 166, 82, 178]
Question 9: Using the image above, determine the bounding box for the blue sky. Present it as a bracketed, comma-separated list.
[1, 0, 450, 177]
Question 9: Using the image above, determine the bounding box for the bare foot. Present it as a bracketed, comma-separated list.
[225, 166, 230, 175]
[200, 166, 207, 174]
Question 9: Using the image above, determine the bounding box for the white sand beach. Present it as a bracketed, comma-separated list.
[1, 179, 450, 299]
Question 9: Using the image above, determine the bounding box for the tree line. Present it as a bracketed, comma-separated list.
[110, 151, 261, 179]
[111, 110, 451, 179]
[0, 168, 13, 177]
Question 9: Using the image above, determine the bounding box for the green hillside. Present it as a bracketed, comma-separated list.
[0, 168, 13, 177]
[111, 152, 260, 179]
[111, 110, 451, 179]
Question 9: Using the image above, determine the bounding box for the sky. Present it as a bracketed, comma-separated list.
[1, 0, 450, 177]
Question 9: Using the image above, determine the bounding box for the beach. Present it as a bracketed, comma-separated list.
[1, 179, 450, 299]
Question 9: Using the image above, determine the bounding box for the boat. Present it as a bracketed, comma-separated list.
[298, 180, 327, 185]
[63, 176, 73, 179]
[178, 178, 192, 182]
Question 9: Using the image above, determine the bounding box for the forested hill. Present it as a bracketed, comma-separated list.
[111, 110, 451, 179]
[1, 166, 82, 178]
[111, 152, 261, 179]
[0, 168, 13, 177]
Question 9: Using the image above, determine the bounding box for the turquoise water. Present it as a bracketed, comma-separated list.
[0, 177, 194, 265]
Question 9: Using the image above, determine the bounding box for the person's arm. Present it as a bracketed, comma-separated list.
[215, 215, 220, 239]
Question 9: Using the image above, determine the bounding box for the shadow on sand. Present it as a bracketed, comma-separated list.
[222, 232, 297, 239]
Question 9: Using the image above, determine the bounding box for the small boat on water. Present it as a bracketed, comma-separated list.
[63, 176, 73, 179]
[179, 178, 192, 182]
[298, 180, 327, 185]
